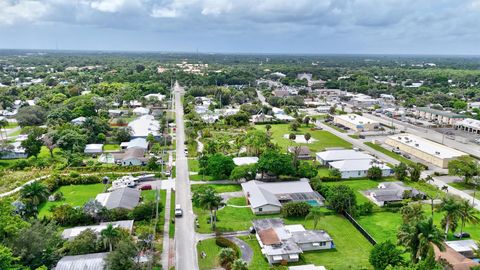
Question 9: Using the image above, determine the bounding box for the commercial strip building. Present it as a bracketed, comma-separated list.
[252, 218, 333, 264]
[385, 134, 468, 168]
[241, 179, 324, 215]
[454, 118, 480, 134]
[333, 114, 380, 132]
[413, 107, 467, 125]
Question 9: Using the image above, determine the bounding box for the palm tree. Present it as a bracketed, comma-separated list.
[458, 200, 480, 239]
[231, 259, 248, 270]
[305, 207, 323, 229]
[218, 248, 236, 269]
[397, 218, 444, 263]
[439, 196, 461, 239]
[101, 224, 120, 252]
[20, 181, 49, 207]
[192, 187, 223, 230]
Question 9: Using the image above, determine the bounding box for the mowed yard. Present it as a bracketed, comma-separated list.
[38, 183, 106, 217]
[195, 196, 373, 269]
[255, 124, 352, 152]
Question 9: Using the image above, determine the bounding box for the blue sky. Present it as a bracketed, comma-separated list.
[1, 0, 480, 54]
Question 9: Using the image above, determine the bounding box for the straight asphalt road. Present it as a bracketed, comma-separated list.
[174, 82, 199, 270]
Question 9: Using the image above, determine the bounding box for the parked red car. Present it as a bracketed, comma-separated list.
[139, 185, 152, 190]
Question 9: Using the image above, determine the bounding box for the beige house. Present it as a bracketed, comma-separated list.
[333, 114, 379, 132]
[385, 134, 468, 168]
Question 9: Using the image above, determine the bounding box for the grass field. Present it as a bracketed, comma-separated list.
[197, 238, 222, 270]
[190, 174, 217, 181]
[169, 191, 176, 238]
[188, 158, 200, 172]
[255, 124, 351, 152]
[103, 144, 120, 151]
[448, 181, 480, 199]
[364, 142, 415, 166]
[240, 211, 374, 270]
[38, 183, 106, 217]
[191, 184, 242, 194]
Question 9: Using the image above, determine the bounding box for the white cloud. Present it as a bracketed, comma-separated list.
[0, 0, 49, 24]
[89, 0, 141, 13]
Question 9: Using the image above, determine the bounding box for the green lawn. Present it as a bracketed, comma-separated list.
[197, 238, 222, 270]
[194, 197, 261, 233]
[191, 184, 242, 194]
[38, 183, 106, 217]
[323, 178, 393, 205]
[448, 181, 480, 199]
[103, 144, 120, 151]
[364, 142, 415, 166]
[188, 159, 200, 172]
[6, 122, 18, 128]
[255, 124, 352, 152]
[190, 174, 217, 181]
[240, 211, 373, 270]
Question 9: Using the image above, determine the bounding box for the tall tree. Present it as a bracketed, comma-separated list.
[218, 248, 237, 269]
[192, 187, 223, 230]
[369, 241, 404, 270]
[438, 196, 461, 238]
[397, 218, 444, 263]
[100, 224, 120, 252]
[21, 127, 44, 158]
[393, 163, 408, 181]
[448, 156, 478, 184]
[408, 164, 423, 182]
[457, 200, 479, 239]
[105, 238, 138, 270]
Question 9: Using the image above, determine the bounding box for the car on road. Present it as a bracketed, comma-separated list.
[184, 149, 188, 155]
[453, 232, 470, 238]
[139, 184, 152, 190]
[402, 153, 411, 159]
[175, 204, 183, 217]
[392, 149, 401, 154]
[358, 135, 366, 139]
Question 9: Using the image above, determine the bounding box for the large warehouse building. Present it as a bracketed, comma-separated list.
[385, 134, 468, 168]
[333, 114, 380, 132]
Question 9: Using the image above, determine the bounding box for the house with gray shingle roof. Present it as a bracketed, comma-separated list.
[364, 182, 426, 206]
[95, 187, 140, 210]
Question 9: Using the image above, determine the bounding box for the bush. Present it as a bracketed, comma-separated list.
[50, 204, 93, 227]
[215, 237, 240, 258]
[357, 202, 374, 216]
[128, 201, 161, 221]
[44, 174, 101, 192]
[105, 208, 130, 221]
[281, 201, 312, 218]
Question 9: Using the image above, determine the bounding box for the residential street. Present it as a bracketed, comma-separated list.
[173, 82, 199, 270]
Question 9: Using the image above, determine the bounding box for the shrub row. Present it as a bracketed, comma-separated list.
[44, 174, 102, 192]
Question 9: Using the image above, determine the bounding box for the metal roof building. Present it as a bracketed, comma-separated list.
[55, 252, 108, 270]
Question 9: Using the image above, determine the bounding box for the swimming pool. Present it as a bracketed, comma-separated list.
[306, 200, 321, 206]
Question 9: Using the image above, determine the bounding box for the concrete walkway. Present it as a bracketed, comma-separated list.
[196, 131, 204, 153]
[161, 188, 172, 269]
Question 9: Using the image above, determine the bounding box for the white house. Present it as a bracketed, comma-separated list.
[315, 149, 373, 165]
[128, 115, 160, 138]
[241, 180, 324, 215]
[364, 182, 425, 206]
[328, 159, 392, 179]
[121, 138, 149, 150]
[84, 144, 104, 155]
[133, 107, 150, 116]
[71, 116, 86, 125]
[0, 141, 27, 159]
[233, 156, 259, 166]
[144, 93, 166, 101]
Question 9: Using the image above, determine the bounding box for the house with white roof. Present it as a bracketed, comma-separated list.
[133, 107, 150, 116]
[315, 149, 372, 165]
[55, 252, 108, 270]
[233, 157, 259, 166]
[62, 220, 134, 240]
[144, 93, 166, 101]
[120, 138, 149, 150]
[128, 115, 160, 138]
[71, 116, 86, 125]
[84, 144, 104, 155]
[385, 133, 468, 168]
[446, 240, 479, 258]
[241, 179, 324, 215]
[329, 159, 392, 179]
[0, 141, 27, 159]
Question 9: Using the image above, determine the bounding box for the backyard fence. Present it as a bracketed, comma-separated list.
[343, 211, 377, 246]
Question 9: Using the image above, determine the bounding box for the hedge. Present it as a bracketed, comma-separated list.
[215, 237, 241, 258]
